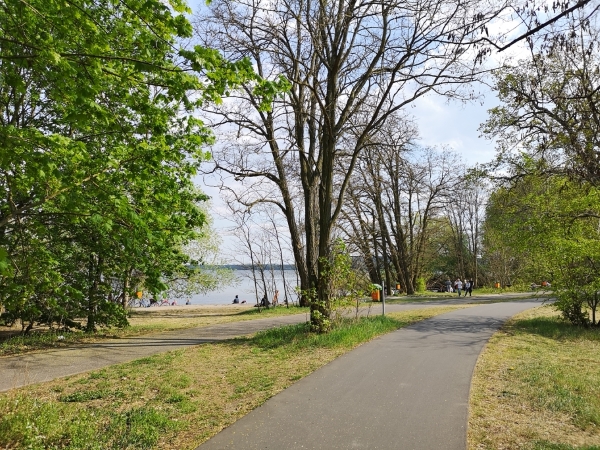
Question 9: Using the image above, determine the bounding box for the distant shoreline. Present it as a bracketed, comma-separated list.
[131, 303, 256, 311]
[189, 264, 297, 271]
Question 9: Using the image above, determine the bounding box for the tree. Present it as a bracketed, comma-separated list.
[0, 0, 276, 331]
[164, 210, 235, 302]
[443, 170, 488, 286]
[484, 169, 600, 326]
[482, 11, 600, 185]
[482, 183, 541, 287]
[350, 141, 462, 295]
[196, 0, 505, 331]
[481, 7, 600, 321]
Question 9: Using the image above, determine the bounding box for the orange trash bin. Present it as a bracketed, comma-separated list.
[371, 290, 380, 301]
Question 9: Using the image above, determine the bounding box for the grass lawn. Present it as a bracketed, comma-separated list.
[0, 305, 309, 357]
[469, 306, 600, 450]
[0, 305, 470, 450]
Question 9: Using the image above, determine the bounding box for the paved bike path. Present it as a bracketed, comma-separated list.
[0, 313, 309, 392]
[0, 301, 462, 392]
[198, 300, 543, 450]
[0, 295, 538, 393]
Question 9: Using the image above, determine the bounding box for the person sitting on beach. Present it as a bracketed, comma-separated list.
[233, 295, 240, 304]
[185, 299, 191, 305]
[260, 294, 270, 308]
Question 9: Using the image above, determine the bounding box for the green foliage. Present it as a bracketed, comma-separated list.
[484, 171, 600, 325]
[164, 216, 235, 300]
[415, 277, 426, 293]
[0, 0, 284, 331]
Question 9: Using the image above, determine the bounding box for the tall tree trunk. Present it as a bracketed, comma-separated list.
[122, 269, 130, 308]
[86, 253, 97, 332]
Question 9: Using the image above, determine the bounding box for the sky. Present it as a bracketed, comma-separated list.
[408, 91, 499, 166]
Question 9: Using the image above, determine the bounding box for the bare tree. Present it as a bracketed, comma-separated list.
[444, 170, 488, 285]
[196, 0, 506, 331]
[486, 0, 598, 53]
[379, 147, 460, 294]
[482, 10, 600, 187]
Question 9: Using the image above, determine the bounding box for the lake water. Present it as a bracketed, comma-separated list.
[188, 270, 300, 305]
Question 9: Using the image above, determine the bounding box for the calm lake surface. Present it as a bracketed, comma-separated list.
[188, 270, 299, 305]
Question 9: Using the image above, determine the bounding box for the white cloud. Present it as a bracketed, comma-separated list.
[411, 89, 499, 166]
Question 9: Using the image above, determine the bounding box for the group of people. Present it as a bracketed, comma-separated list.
[235, 289, 280, 308]
[445, 278, 474, 297]
[147, 298, 178, 306]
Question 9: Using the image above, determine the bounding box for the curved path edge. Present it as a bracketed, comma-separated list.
[197, 300, 544, 450]
[0, 313, 308, 392]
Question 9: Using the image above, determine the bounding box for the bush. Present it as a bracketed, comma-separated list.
[554, 289, 591, 327]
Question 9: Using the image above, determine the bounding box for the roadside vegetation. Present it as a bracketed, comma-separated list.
[469, 306, 600, 450]
[0, 306, 309, 357]
[0, 306, 469, 450]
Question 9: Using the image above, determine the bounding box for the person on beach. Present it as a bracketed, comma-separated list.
[185, 299, 191, 305]
[260, 294, 270, 308]
[233, 295, 240, 304]
[272, 290, 279, 307]
[455, 278, 463, 296]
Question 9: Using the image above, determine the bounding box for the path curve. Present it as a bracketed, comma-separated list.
[0, 295, 540, 393]
[197, 300, 543, 450]
[0, 313, 312, 392]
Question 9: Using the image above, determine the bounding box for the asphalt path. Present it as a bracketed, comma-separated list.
[197, 300, 544, 450]
[0, 293, 539, 393]
[0, 313, 310, 392]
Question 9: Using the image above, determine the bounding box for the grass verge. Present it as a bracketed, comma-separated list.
[0, 306, 309, 357]
[0, 305, 468, 450]
[469, 306, 600, 450]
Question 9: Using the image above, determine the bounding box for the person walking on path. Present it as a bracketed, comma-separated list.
[467, 279, 474, 297]
[445, 279, 452, 292]
[455, 278, 463, 296]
